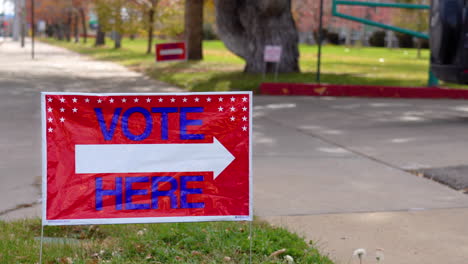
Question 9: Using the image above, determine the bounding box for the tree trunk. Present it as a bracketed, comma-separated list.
[95, 23, 105, 46]
[214, 0, 300, 73]
[185, 0, 203, 60]
[56, 24, 64, 40]
[66, 11, 72, 42]
[146, 8, 155, 54]
[74, 12, 79, 43]
[79, 8, 87, 44]
[114, 32, 122, 49]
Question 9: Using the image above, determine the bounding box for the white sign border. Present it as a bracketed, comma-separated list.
[41, 91, 253, 226]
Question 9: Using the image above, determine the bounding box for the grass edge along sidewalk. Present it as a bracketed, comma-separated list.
[41, 38, 467, 92]
[0, 218, 334, 263]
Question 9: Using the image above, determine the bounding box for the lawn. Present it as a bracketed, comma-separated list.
[42, 37, 468, 92]
[0, 219, 334, 263]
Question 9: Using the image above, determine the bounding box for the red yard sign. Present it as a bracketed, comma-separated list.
[42, 92, 252, 225]
[155, 42, 187, 62]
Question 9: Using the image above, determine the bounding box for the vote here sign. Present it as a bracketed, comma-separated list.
[41, 92, 252, 225]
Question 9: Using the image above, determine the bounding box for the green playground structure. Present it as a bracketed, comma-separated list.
[330, 0, 438, 86]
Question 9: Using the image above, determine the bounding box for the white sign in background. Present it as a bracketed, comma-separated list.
[264, 45, 282, 63]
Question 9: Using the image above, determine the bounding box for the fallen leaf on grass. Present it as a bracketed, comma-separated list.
[134, 243, 146, 252]
[191, 250, 202, 256]
[269, 248, 286, 258]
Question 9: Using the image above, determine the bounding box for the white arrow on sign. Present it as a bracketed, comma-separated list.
[75, 138, 235, 180]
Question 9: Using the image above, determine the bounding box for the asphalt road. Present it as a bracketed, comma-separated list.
[1, 39, 468, 264]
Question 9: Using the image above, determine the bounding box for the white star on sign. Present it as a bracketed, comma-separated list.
[146, 98, 152, 103]
[242, 106, 248, 111]
[158, 98, 163, 102]
[170, 98, 176, 103]
[47, 98, 53, 102]
[230, 106, 236, 112]
[48, 117, 53, 123]
[242, 97, 248, 102]
[122, 98, 127, 103]
[207, 97, 212, 102]
[230, 116, 236, 121]
[230, 97, 235, 102]
[218, 106, 224, 112]
[85, 98, 90, 103]
[195, 97, 200, 102]
[47, 107, 53, 113]
[72, 98, 78, 103]
[60, 98, 65, 103]
[60, 117, 65, 123]
[242, 116, 247, 121]
[242, 126, 248, 131]
[218, 97, 224, 102]
[134, 98, 139, 103]
[60, 107, 65, 112]
[97, 99, 102, 103]
[72, 108, 78, 113]
[183, 98, 188, 102]
[109, 98, 114, 103]
[48, 127, 53, 133]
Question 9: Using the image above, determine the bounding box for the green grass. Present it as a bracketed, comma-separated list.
[0, 219, 333, 263]
[42, 37, 468, 92]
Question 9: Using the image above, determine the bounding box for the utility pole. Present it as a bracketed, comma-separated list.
[31, 0, 34, 59]
[20, 0, 25, 47]
[13, 0, 20, 41]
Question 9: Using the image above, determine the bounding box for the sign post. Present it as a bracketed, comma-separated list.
[41, 92, 252, 226]
[264, 45, 282, 80]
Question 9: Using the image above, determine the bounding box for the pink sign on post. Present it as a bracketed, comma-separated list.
[264, 45, 282, 63]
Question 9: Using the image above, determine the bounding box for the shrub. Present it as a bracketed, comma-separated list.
[203, 24, 219, 40]
[396, 33, 414, 48]
[369, 31, 386, 47]
[327, 32, 340, 44]
[313, 29, 328, 43]
[420, 38, 429, 49]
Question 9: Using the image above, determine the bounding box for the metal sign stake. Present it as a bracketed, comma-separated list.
[39, 223, 44, 264]
[249, 220, 253, 264]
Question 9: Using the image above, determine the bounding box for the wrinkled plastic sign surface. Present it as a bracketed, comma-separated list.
[42, 92, 252, 225]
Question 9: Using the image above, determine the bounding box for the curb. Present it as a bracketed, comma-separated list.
[260, 83, 468, 99]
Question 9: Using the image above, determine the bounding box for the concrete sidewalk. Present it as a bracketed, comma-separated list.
[252, 96, 468, 264]
[0, 39, 180, 219]
[1, 39, 468, 264]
